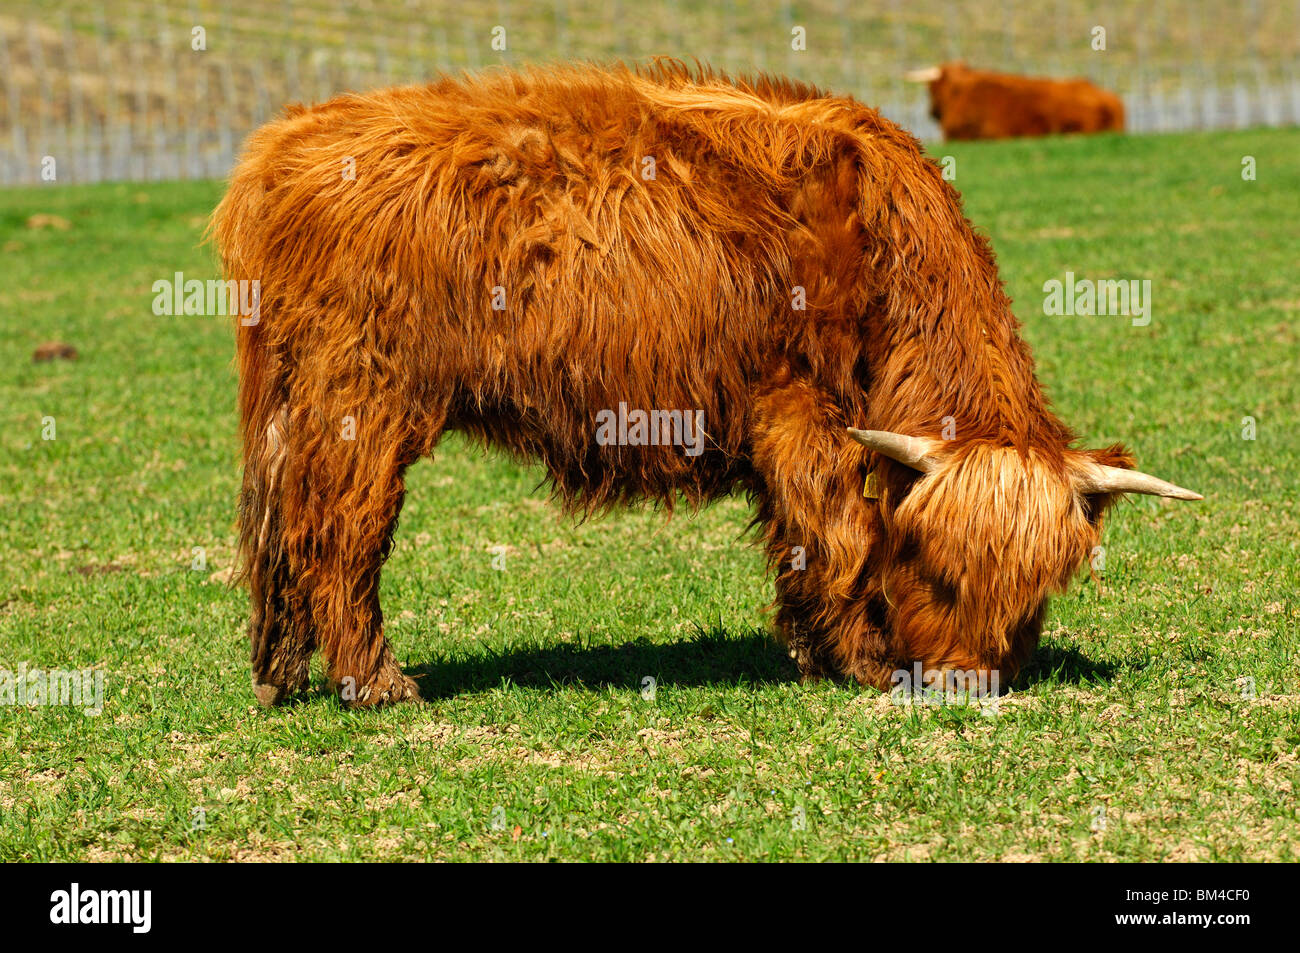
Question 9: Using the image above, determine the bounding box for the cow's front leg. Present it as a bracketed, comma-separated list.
[748, 374, 896, 687]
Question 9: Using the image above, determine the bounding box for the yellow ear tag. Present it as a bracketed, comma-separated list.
[863, 469, 882, 500]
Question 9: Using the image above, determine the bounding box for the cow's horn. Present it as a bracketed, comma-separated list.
[847, 428, 943, 472]
[1075, 463, 1202, 501]
[904, 67, 942, 83]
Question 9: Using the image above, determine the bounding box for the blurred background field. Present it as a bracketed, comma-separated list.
[2, 0, 1299, 184]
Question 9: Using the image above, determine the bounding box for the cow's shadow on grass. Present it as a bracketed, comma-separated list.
[404, 627, 1117, 700]
[1010, 643, 1118, 690]
[407, 626, 792, 701]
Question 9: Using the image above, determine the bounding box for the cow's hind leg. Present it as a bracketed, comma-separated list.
[301, 417, 426, 708]
[242, 392, 436, 708]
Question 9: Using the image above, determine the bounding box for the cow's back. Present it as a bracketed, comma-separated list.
[215, 68, 839, 506]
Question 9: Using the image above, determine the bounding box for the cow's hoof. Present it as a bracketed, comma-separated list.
[347, 671, 423, 708]
[252, 663, 310, 706]
[252, 680, 288, 707]
[785, 635, 830, 683]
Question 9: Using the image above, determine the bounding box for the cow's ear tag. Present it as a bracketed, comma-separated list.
[863, 469, 882, 500]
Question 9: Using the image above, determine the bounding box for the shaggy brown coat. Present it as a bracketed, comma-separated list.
[214, 62, 1173, 706]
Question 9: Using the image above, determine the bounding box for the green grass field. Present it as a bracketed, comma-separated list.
[2, 127, 1297, 861]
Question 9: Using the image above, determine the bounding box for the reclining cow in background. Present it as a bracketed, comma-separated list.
[213, 61, 1194, 708]
[907, 62, 1125, 140]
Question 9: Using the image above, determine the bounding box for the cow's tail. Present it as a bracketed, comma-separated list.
[211, 150, 289, 578]
[209, 143, 305, 707]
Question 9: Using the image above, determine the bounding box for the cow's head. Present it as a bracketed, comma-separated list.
[905, 62, 969, 124]
[848, 428, 1200, 688]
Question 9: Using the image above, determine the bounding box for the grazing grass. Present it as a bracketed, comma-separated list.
[1, 127, 1297, 861]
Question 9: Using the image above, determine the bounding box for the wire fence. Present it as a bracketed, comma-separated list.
[2, 0, 1298, 186]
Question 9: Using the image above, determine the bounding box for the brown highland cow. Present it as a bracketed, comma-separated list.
[906, 62, 1126, 141]
[213, 62, 1197, 707]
